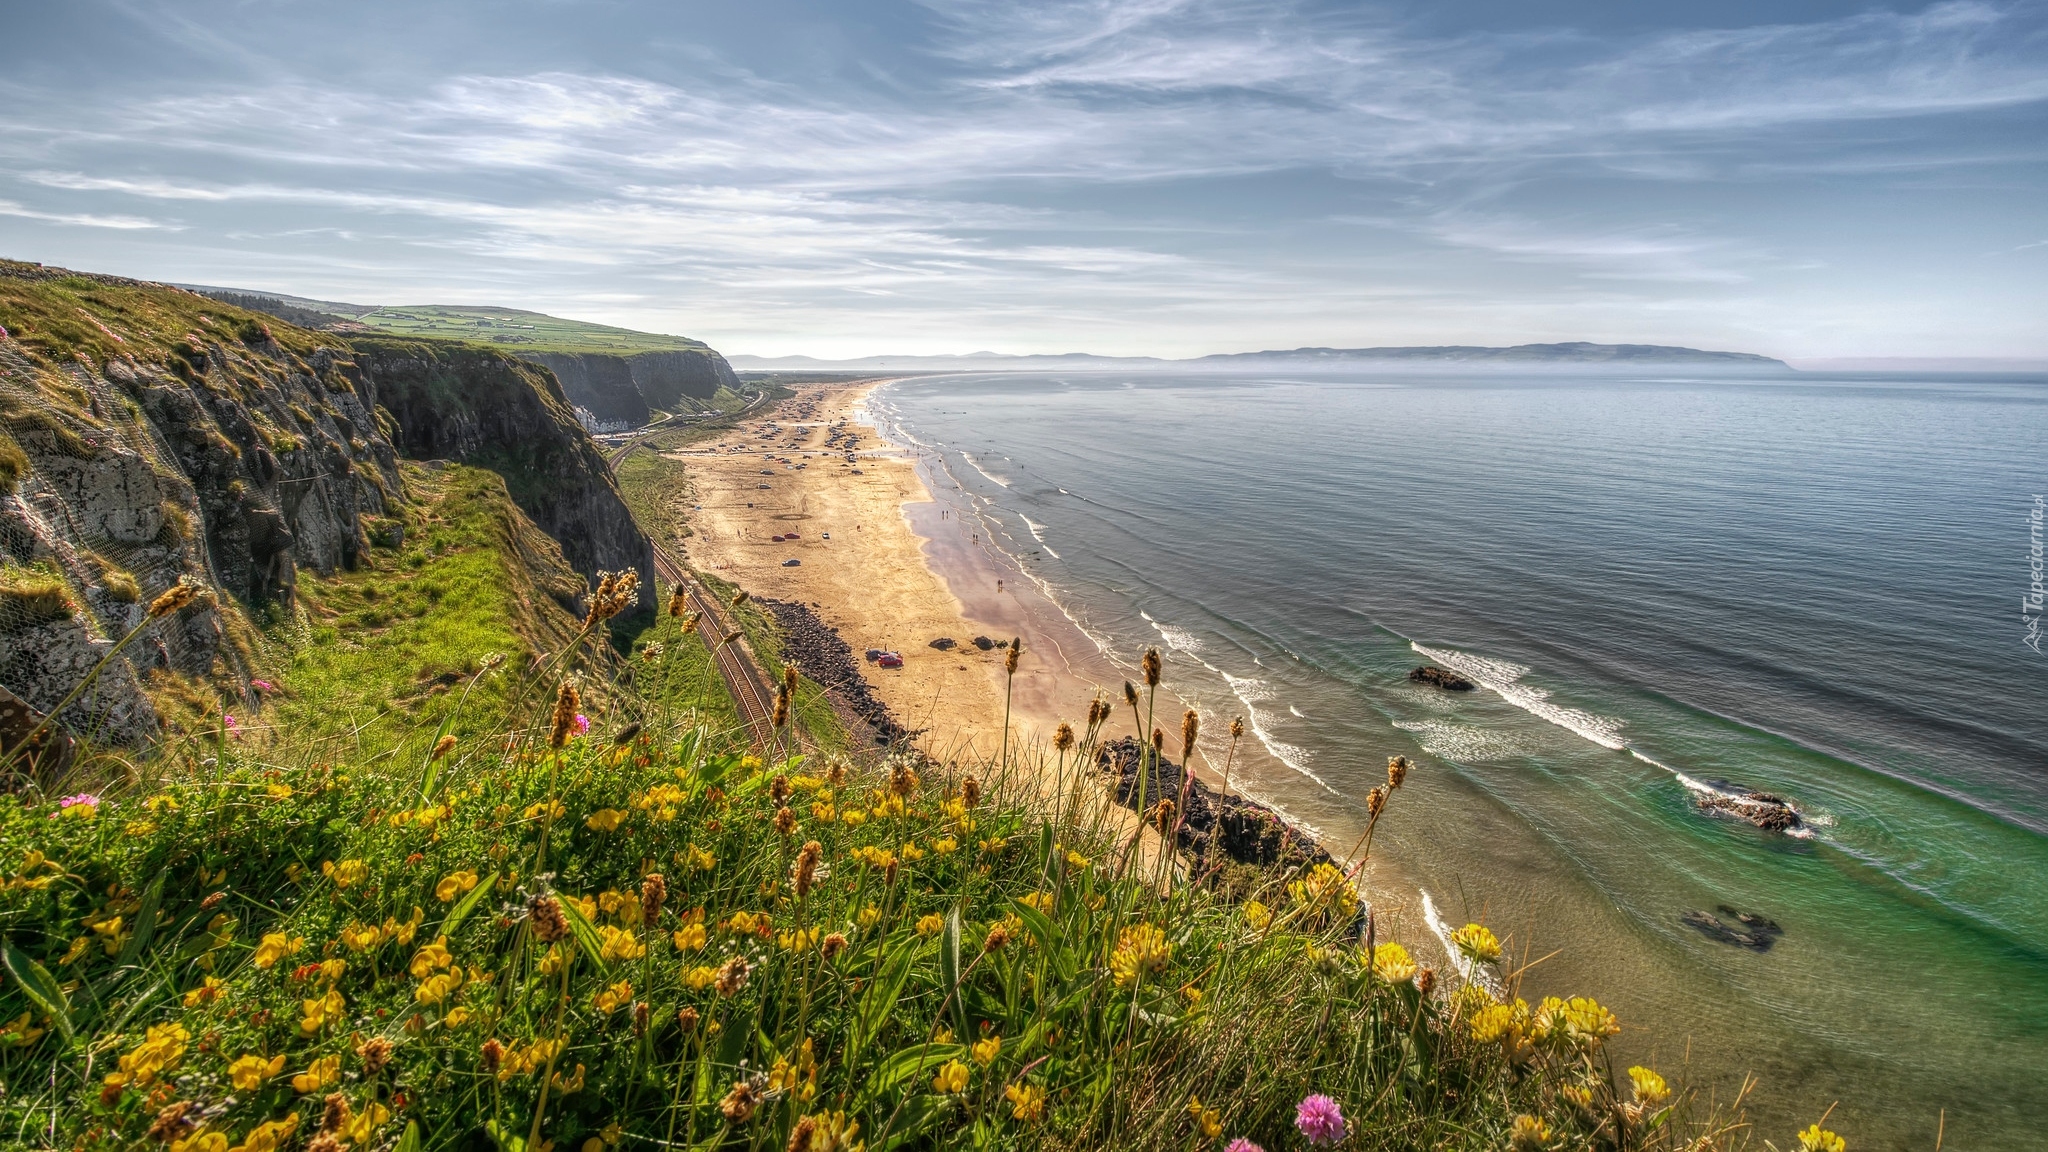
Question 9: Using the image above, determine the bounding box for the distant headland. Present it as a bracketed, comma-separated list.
[730, 342, 1791, 372]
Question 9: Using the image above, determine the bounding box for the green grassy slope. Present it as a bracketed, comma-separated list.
[352, 305, 711, 356]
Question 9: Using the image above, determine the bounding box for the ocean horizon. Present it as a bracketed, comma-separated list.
[868, 366, 2048, 1148]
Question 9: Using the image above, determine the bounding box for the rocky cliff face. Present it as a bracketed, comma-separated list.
[349, 337, 655, 617]
[522, 348, 740, 426]
[1, 261, 404, 746]
[0, 262, 655, 754]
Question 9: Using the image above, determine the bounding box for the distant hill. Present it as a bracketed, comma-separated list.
[183, 286, 712, 356]
[731, 342, 1789, 371]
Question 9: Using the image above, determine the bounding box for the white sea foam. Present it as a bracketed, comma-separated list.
[1394, 719, 1532, 762]
[1629, 750, 1820, 839]
[1289, 705, 1306, 718]
[961, 452, 1012, 488]
[1411, 642, 1628, 750]
[1220, 669, 1336, 794]
[1018, 514, 1058, 558]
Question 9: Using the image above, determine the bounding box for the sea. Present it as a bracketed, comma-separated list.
[864, 367, 2048, 1148]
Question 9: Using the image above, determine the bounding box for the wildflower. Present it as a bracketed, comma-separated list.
[1110, 923, 1171, 988]
[253, 932, 304, 970]
[640, 873, 667, 922]
[227, 1053, 285, 1090]
[104, 1022, 189, 1090]
[1288, 863, 1359, 921]
[916, 914, 944, 938]
[672, 921, 708, 951]
[1223, 1141, 1264, 1152]
[1294, 1095, 1346, 1147]
[1471, 999, 1531, 1045]
[183, 976, 225, 1007]
[550, 681, 581, 749]
[1798, 1124, 1846, 1152]
[714, 956, 751, 996]
[1371, 941, 1417, 983]
[1511, 1114, 1552, 1150]
[769, 1038, 818, 1100]
[1005, 1082, 1046, 1124]
[686, 844, 716, 872]
[1242, 901, 1272, 931]
[1020, 891, 1054, 913]
[339, 923, 385, 953]
[342, 1100, 392, 1146]
[779, 927, 821, 953]
[720, 1079, 763, 1123]
[524, 800, 566, 821]
[528, 894, 569, 943]
[857, 906, 881, 929]
[228, 1114, 301, 1152]
[594, 981, 634, 1013]
[356, 1036, 394, 1074]
[479, 1039, 505, 1074]
[415, 969, 464, 1006]
[320, 859, 368, 888]
[435, 871, 480, 903]
[1628, 1065, 1670, 1106]
[172, 1134, 227, 1152]
[685, 965, 718, 990]
[932, 1061, 969, 1093]
[1065, 850, 1090, 870]
[972, 1034, 1001, 1065]
[1186, 1097, 1222, 1140]
[0, 1012, 44, 1048]
[294, 1055, 341, 1093]
[1538, 996, 1620, 1047]
[598, 924, 647, 963]
[1451, 923, 1502, 964]
[586, 808, 628, 832]
[299, 987, 346, 1035]
[410, 938, 455, 978]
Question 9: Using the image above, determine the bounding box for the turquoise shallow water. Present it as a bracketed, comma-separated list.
[868, 369, 2048, 1148]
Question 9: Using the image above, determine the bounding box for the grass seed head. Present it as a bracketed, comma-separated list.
[528, 894, 569, 943]
[640, 873, 666, 923]
[1230, 717, 1245, 739]
[549, 682, 581, 749]
[1123, 681, 1138, 708]
[1142, 647, 1162, 687]
[1181, 709, 1199, 758]
[429, 734, 457, 762]
[961, 775, 981, 808]
[668, 589, 688, 617]
[1387, 755, 1410, 790]
[146, 579, 201, 619]
[1054, 722, 1074, 751]
[1005, 638, 1021, 675]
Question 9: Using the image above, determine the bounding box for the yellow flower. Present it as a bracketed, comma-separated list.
[686, 845, 716, 872]
[1005, 1082, 1047, 1124]
[266, 783, 293, 800]
[768, 1038, 818, 1100]
[779, 927, 820, 953]
[598, 924, 647, 963]
[857, 906, 882, 929]
[1186, 1097, 1222, 1139]
[685, 966, 718, 991]
[1470, 999, 1530, 1045]
[1798, 1124, 1846, 1152]
[1287, 863, 1359, 920]
[319, 958, 347, 983]
[227, 1053, 285, 1090]
[1451, 922, 1502, 964]
[585, 808, 628, 832]
[298, 987, 345, 1035]
[410, 938, 455, 978]
[415, 969, 465, 1006]
[840, 809, 867, 828]
[524, 800, 566, 821]
[103, 1022, 189, 1090]
[932, 1060, 969, 1094]
[1629, 1066, 1670, 1106]
[339, 922, 386, 953]
[171, 1135, 226, 1152]
[435, 871, 480, 903]
[1511, 1114, 1551, 1150]
[292, 1054, 341, 1093]
[183, 976, 225, 1007]
[1064, 850, 1089, 870]
[252, 932, 304, 970]
[1541, 996, 1619, 1047]
[672, 923, 708, 952]
[972, 1035, 1001, 1065]
[933, 837, 958, 855]
[594, 980, 634, 1013]
[343, 1101, 392, 1146]
[900, 842, 926, 861]
[0, 1012, 45, 1048]
[1370, 941, 1417, 983]
[725, 910, 762, 935]
[810, 801, 837, 823]
[443, 1007, 474, 1029]
[230, 1114, 299, 1152]
[915, 914, 944, 938]
[1242, 900, 1272, 931]
[1109, 924, 1171, 988]
[320, 859, 368, 888]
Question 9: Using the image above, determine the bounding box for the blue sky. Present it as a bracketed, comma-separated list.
[1, 0, 2043, 358]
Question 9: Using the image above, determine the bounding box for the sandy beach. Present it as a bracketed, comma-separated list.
[672, 381, 1128, 760]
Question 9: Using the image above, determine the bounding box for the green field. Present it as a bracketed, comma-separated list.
[350, 304, 714, 355]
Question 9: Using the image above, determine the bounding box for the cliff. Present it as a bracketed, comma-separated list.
[349, 337, 656, 611]
[0, 261, 404, 747]
[521, 348, 740, 425]
[0, 261, 654, 755]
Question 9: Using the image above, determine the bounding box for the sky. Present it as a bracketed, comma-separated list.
[1, 0, 2044, 359]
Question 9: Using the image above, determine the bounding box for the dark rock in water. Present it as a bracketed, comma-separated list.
[1409, 666, 1475, 691]
[1696, 788, 1804, 832]
[1095, 737, 1335, 876]
[972, 636, 995, 651]
[929, 637, 957, 650]
[1682, 907, 1783, 951]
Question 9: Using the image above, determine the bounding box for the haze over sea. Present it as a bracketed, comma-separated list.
[870, 367, 2048, 1148]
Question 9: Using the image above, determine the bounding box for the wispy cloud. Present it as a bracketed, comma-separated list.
[0, 0, 2042, 355]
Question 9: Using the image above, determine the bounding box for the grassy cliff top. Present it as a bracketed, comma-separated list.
[350, 305, 713, 355]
